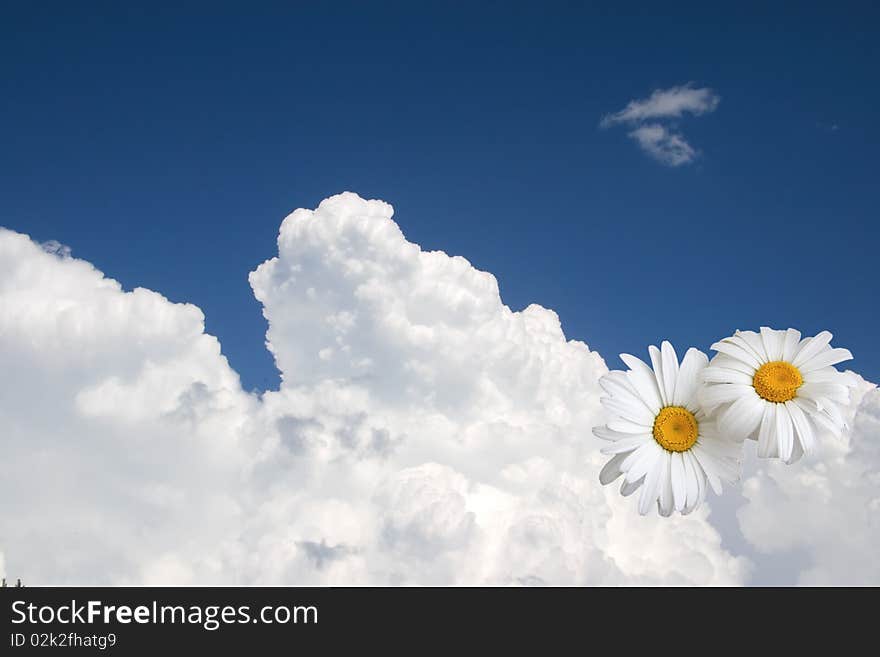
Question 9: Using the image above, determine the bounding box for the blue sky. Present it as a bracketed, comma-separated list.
[3, 1, 878, 390]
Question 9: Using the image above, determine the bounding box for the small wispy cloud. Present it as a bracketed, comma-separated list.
[627, 124, 696, 167]
[601, 83, 720, 166]
[600, 84, 720, 127]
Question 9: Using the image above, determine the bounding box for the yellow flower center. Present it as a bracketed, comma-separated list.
[752, 361, 803, 403]
[652, 406, 699, 452]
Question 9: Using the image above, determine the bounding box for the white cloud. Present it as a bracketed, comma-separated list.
[628, 124, 698, 167]
[0, 193, 875, 585]
[601, 84, 720, 127]
[0, 227, 256, 584]
[0, 196, 750, 585]
[601, 84, 719, 166]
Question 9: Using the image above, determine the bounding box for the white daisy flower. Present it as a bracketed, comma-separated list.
[593, 341, 742, 517]
[701, 327, 856, 464]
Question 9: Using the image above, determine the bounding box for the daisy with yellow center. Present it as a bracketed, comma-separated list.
[593, 341, 742, 516]
[700, 327, 856, 464]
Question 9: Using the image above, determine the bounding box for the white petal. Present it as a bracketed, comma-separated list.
[776, 403, 794, 463]
[719, 392, 764, 440]
[600, 434, 652, 455]
[648, 345, 669, 406]
[671, 452, 686, 512]
[682, 451, 701, 513]
[792, 331, 834, 367]
[673, 348, 708, 408]
[608, 418, 653, 433]
[697, 427, 742, 461]
[701, 383, 754, 409]
[804, 367, 858, 385]
[795, 398, 841, 438]
[690, 452, 708, 506]
[702, 366, 752, 385]
[619, 353, 663, 414]
[593, 425, 634, 442]
[760, 326, 784, 361]
[657, 451, 673, 516]
[660, 341, 679, 407]
[601, 395, 657, 426]
[599, 371, 648, 413]
[599, 452, 628, 485]
[621, 476, 644, 497]
[756, 403, 777, 458]
[785, 399, 815, 457]
[799, 347, 853, 373]
[710, 354, 756, 375]
[781, 328, 802, 362]
[691, 446, 724, 494]
[800, 395, 848, 434]
[638, 458, 664, 515]
[788, 432, 805, 464]
[598, 370, 631, 396]
[736, 330, 770, 363]
[799, 382, 850, 405]
[711, 340, 762, 370]
[822, 397, 847, 428]
[622, 441, 662, 483]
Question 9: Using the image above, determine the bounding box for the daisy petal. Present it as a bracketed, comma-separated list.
[692, 445, 723, 495]
[799, 347, 854, 373]
[648, 345, 668, 406]
[657, 452, 673, 516]
[736, 330, 770, 363]
[720, 392, 764, 441]
[701, 383, 754, 409]
[601, 396, 657, 426]
[619, 353, 663, 414]
[691, 453, 707, 507]
[776, 403, 794, 463]
[593, 425, 631, 442]
[789, 433, 805, 464]
[673, 348, 708, 409]
[622, 441, 661, 483]
[702, 366, 752, 385]
[792, 331, 834, 367]
[795, 398, 841, 439]
[599, 452, 629, 485]
[756, 403, 776, 458]
[799, 382, 850, 405]
[711, 340, 762, 370]
[781, 328, 802, 362]
[600, 434, 652, 455]
[621, 476, 644, 497]
[760, 326, 784, 361]
[785, 399, 815, 457]
[660, 341, 679, 407]
[608, 419, 653, 434]
[710, 354, 756, 375]
[638, 458, 664, 515]
[822, 397, 847, 428]
[670, 452, 686, 512]
[804, 367, 858, 385]
[599, 373, 655, 418]
[682, 451, 701, 514]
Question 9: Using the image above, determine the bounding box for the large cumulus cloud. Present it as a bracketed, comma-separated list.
[0, 227, 257, 583]
[0, 193, 874, 584]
